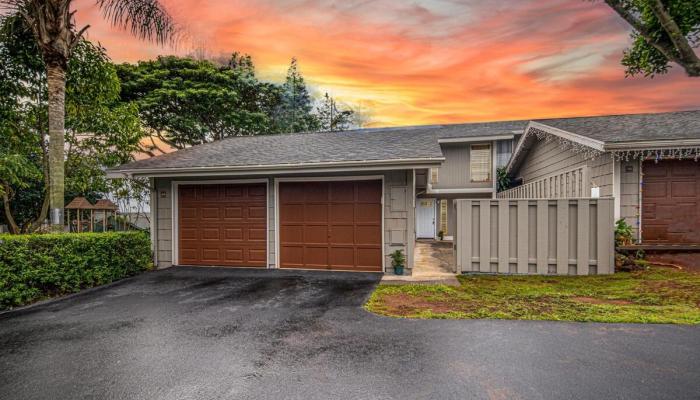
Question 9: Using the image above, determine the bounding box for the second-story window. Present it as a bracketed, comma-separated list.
[470, 144, 491, 182]
[430, 167, 439, 184]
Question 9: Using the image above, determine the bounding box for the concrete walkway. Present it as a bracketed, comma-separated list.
[382, 240, 460, 285]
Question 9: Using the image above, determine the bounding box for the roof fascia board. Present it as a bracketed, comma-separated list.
[438, 134, 514, 144]
[108, 159, 445, 179]
[505, 121, 605, 174]
[604, 139, 700, 151]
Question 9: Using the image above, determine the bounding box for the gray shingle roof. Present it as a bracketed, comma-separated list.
[535, 110, 700, 143]
[111, 110, 700, 174]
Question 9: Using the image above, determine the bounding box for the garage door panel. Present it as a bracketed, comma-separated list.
[280, 225, 303, 243]
[356, 247, 382, 269]
[224, 228, 243, 240]
[643, 160, 700, 244]
[178, 183, 267, 267]
[304, 246, 328, 267]
[249, 206, 267, 218]
[304, 225, 329, 244]
[330, 182, 355, 202]
[644, 182, 667, 198]
[200, 185, 219, 199]
[304, 204, 328, 223]
[355, 203, 381, 222]
[224, 206, 243, 219]
[329, 204, 354, 222]
[248, 228, 267, 241]
[329, 247, 355, 267]
[224, 249, 243, 263]
[304, 182, 329, 202]
[279, 180, 382, 271]
[355, 226, 381, 244]
[281, 246, 303, 266]
[671, 182, 696, 197]
[201, 207, 220, 219]
[202, 228, 220, 240]
[330, 225, 354, 244]
[356, 180, 382, 200]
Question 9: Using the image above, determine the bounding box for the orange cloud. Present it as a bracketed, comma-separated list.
[74, 0, 700, 127]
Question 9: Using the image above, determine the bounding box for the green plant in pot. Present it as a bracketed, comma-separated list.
[390, 249, 406, 275]
[438, 230, 444, 241]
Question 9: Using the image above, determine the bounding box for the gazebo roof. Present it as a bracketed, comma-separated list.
[64, 197, 95, 209]
[94, 199, 118, 210]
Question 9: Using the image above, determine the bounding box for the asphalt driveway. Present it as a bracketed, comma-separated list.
[1, 267, 699, 400]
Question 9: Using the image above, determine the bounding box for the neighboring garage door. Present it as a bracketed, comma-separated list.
[178, 183, 267, 267]
[279, 180, 383, 271]
[643, 160, 700, 244]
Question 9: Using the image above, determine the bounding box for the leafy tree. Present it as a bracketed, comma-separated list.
[603, 0, 700, 77]
[1, 0, 175, 231]
[0, 17, 143, 233]
[274, 58, 320, 133]
[117, 55, 278, 148]
[316, 92, 355, 132]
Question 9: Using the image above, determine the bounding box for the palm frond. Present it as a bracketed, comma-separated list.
[96, 0, 177, 45]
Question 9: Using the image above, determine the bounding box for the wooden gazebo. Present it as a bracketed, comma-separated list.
[65, 197, 119, 232]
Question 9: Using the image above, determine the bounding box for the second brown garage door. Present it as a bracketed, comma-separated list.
[279, 180, 383, 272]
[178, 183, 267, 267]
[643, 160, 700, 244]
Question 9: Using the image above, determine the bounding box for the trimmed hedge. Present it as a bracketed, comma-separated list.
[0, 231, 152, 310]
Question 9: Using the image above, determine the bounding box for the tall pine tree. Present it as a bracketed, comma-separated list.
[275, 58, 319, 133]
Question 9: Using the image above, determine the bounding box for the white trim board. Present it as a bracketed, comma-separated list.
[438, 134, 514, 144]
[108, 158, 444, 179]
[171, 178, 270, 268]
[274, 175, 386, 272]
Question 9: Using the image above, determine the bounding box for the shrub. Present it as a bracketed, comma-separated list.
[0, 231, 152, 310]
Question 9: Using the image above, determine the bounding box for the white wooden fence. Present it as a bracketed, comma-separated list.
[497, 166, 590, 199]
[454, 198, 614, 275]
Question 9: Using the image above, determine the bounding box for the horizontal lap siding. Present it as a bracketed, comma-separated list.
[455, 199, 614, 275]
[516, 139, 613, 197]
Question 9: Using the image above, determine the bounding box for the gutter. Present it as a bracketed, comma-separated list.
[438, 134, 514, 144]
[106, 157, 446, 178]
[604, 138, 700, 151]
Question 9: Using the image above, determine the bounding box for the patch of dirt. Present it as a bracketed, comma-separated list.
[572, 296, 633, 306]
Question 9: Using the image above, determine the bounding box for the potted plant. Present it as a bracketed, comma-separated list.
[437, 230, 444, 241]
[390, 249, 406, 275]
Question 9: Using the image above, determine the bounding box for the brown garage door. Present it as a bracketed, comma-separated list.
[279, 180, 382, 272]
[643, 160, 700, 244]
[178, 183, 267, 267]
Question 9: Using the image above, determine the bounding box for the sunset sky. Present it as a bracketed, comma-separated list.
[75, 0, 700, 127]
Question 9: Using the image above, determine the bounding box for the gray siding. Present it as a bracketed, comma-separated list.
[620, 160, 641, 240]
[153, 170, 414, 272]
[432, 143, 493, 190]
[515, 138, 614, 197]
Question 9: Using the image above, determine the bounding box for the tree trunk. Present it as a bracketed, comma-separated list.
[1, 183, 20, 234]
[47, 63, 66, 232]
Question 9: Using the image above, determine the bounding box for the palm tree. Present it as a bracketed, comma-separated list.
[1, 0, 176, 231]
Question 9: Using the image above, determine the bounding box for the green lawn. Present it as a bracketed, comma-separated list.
[365, 267, 700, 324]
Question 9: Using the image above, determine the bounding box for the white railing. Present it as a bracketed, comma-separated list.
[498, 166, 590, 199]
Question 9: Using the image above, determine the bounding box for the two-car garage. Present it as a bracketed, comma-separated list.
[176, 179, 383, 272]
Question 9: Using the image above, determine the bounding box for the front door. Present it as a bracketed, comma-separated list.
[416, 198, 436, 239]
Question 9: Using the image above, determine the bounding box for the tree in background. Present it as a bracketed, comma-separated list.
[274, 58, 320, 133]
[603, 0, 700, 77]
[316, 92, 355, 132]
[1, 0, 175, 231]
[0, 17, 142, 233]
[117, 55, 277, 148]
